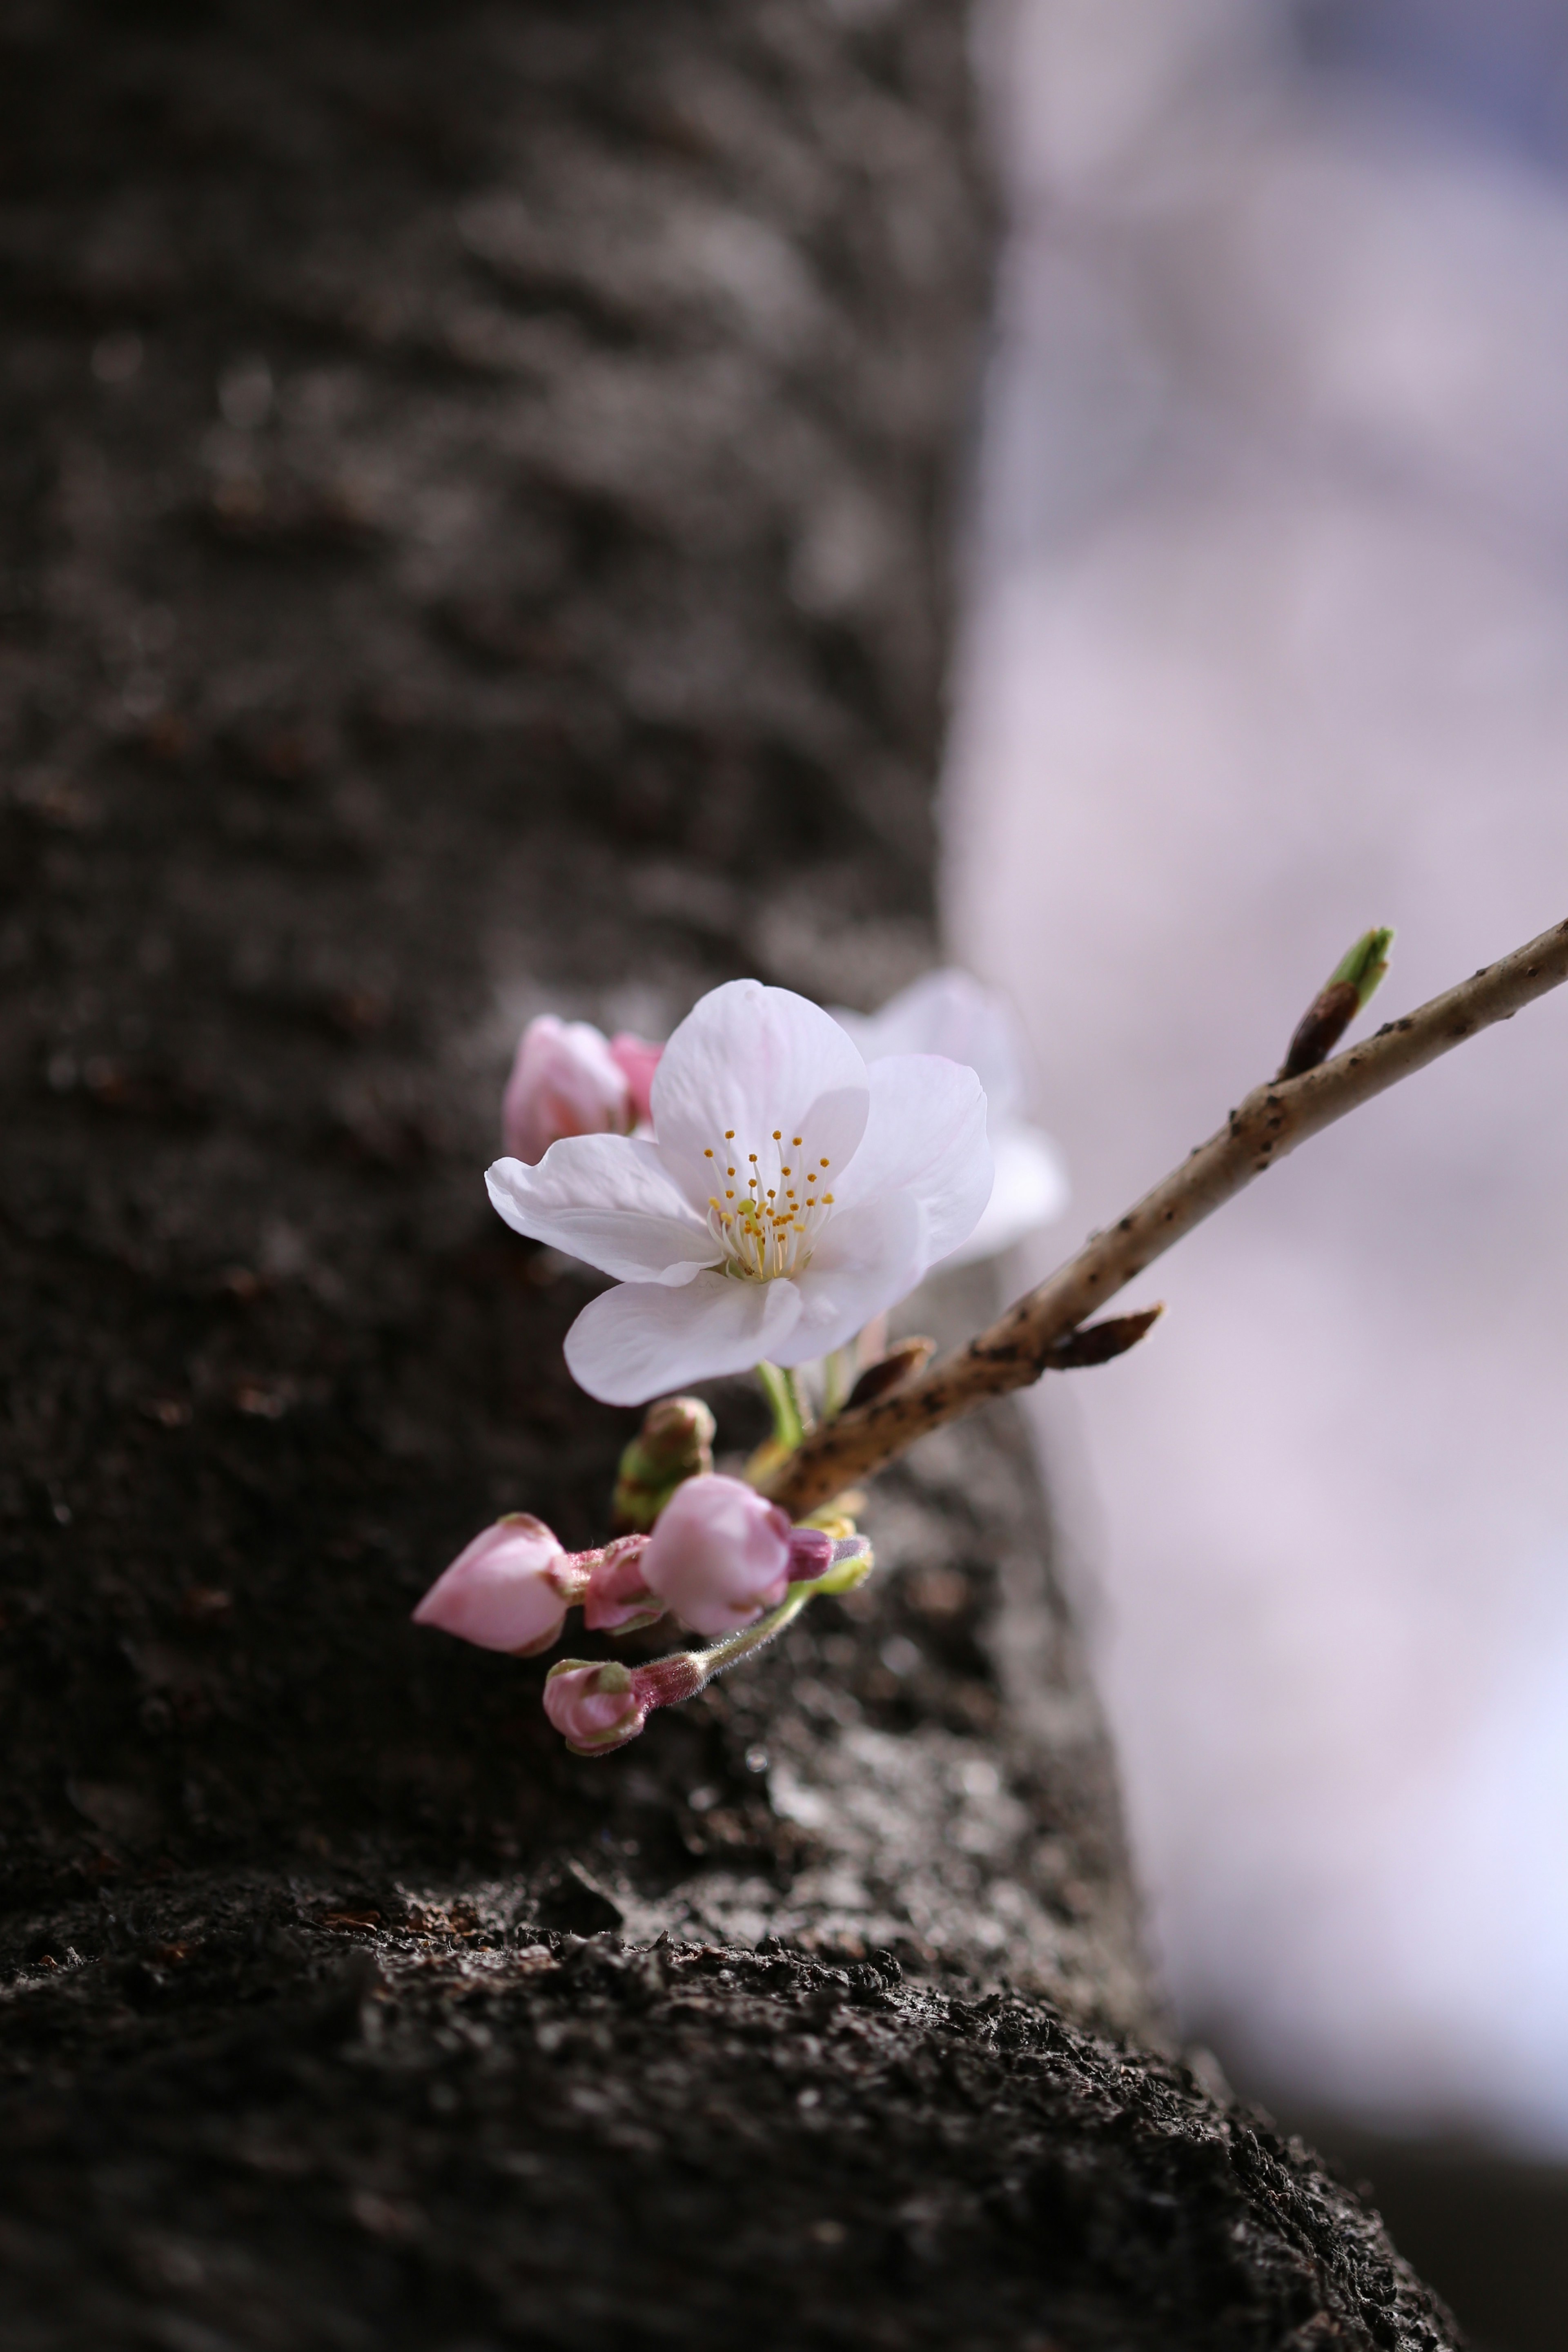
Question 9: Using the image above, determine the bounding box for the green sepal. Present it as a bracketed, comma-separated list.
[612, 1396, 715, 1532]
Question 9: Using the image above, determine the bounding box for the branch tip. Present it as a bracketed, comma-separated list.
[1278, 926, 1394, 1080]
[765, 911, 1568, 1515]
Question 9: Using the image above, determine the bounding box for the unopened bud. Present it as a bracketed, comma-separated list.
[1278, 928, 1394, 1080]
[845, 1336, 935, 1412]
[543, 1659, 647, 1755]
[501, 1016, 634, 1165]
[543, 1650, 706, 1756]
[641, 1473, 793, 1635]
[611, 1395, 716, 1533]
[1049, 1305, 1164, 1370]
[581, 1535, 663, 1634]
[413, 1514, 577, 1656]
[607, 1033, 661, 1127]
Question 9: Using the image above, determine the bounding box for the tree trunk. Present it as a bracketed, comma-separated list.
[0, 4, 1461, 2344]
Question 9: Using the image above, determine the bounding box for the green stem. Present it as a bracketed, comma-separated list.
[692, 1587, 811, 1682]
[682, 1542, 875, 1695]
[756, 1361, 807, 1452]
[821, 1346, 852, 1418]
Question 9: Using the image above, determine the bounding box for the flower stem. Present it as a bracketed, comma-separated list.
[821, 1346, 853, 1418]
[756, 1361, 808, 1451]
[675, 1538, 874, 1698]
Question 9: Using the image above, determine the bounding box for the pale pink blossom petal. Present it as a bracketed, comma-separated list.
[649, 978, 869, 1216]
[829, 1056, 992, 1264]
[961, 1124, 1069, 1264]
[779, 1192, 926, 1365]
[502, 1016, 633, 1165]
[833, 972, 1067, 1264]
[488, 1136, 715, 1286]
[640, 1473, 793, 1636]
[413, 1515, 572, 1655]
[834, 969, 1025, 1114]
[563, 1269, 803, 1407]
[608, 1033, 662, 1127]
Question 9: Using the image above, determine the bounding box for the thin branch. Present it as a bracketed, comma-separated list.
[766, 914, 1568, 1516]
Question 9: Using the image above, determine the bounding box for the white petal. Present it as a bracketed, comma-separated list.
[487, 1136, 716, 1285]
[832, 1054, 993, 1267]
[564, 1271, 804, 1405]
[650, 978, 869, 1212]
[833, 969, 1025, 1118]
[773, 1193, 927, 1365]
[943, 1121, 1069, 1267]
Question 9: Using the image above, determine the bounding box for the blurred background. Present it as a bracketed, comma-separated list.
[948, 2, 1568, 2341]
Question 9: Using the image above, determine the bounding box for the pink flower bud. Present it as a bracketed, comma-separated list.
[786, 1526, 834, 1582]
[501, 1016, 634, 1165]
[607, 1032, 662, 1127]
[639, 1473, 793, 1636]
[543, 1659, 648, 1754]
[413, 1514, 575, 1656]
[543, 1651, 706, 1755]
[581, 1535, 663, 1633]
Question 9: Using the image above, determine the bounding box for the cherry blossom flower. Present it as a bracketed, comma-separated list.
[486, 979, 992, 1405]
[413, 1514, 577, 1655]
[833, 969, 1067, 1265]
[639, 1472, 833, 1636]
[501, 1015, 661, 1165]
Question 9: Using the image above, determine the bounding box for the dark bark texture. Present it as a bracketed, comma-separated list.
[0, 3, 1461, 2345]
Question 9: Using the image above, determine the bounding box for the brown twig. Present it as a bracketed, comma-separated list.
[766, 915, 1568, 1515]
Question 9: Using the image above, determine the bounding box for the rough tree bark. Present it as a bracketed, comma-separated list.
[0, 4, 1461, 2346]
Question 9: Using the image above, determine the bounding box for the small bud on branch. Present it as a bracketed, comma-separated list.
[611, 1395, 716, 1532]
[1278, 927, 1394, 1080]
[1046, 1307, 1163, 1369]
[845, 1336, 936, 1410]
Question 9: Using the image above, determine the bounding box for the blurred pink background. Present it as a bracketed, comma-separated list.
[950, 0, 1568, 2147]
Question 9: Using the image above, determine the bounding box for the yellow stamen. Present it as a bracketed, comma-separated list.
[699, 1113, 842, 1284]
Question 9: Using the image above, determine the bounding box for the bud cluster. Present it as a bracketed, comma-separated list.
[413, 1468, 869, 1753]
